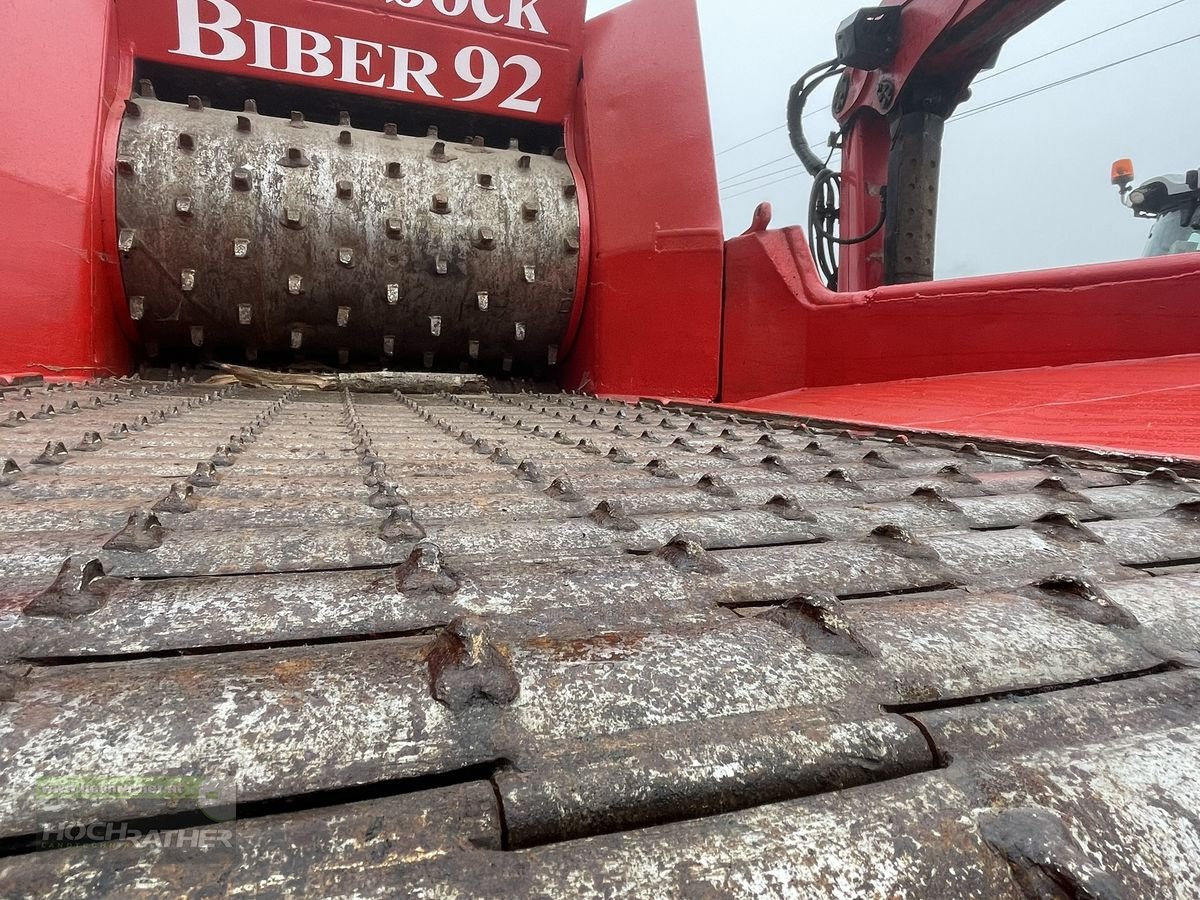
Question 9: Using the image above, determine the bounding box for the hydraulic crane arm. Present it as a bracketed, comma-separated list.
[816, 0, 1066, 290]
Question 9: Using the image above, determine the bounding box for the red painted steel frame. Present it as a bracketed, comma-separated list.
[562, 0, 725, 401]
[727, 355, 1200, 462]
[721, 226, 1200, 403]
[0, 0, 132, 380]
[835, 0, 1065, 292]
[834, 117, 889, 294]
[836, 0, 1066, 123]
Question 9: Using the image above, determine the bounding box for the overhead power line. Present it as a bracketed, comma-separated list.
[722, 162, 808, 192]
[714, 106, 824, 160]
[721, 166, 806, 200]
[713, 0, 1189, 166]
[719, 152, 795, 186]
[720, 28, 1200, 201]
[955, 30, 1200, 121]
[974, 0, 1188, 86]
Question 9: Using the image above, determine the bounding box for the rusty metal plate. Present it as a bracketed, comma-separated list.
[1, 382, 1200, 894]
[913, 668, 1200, 759]
[392, 723, 1200, 899]
[0, 781, 501, 898]
[0, 618, 879, 837]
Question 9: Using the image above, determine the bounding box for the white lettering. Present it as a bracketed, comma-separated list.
[507, 0, 546, 34]
[499, 54, 542, 112]
[431, 0, 470, 15]
[171, 0, 246, 62]
[105, 822, 134, 841]
[285, 27, 335, 76]
[168, 0, 549, 110]
[454, 46, 500, 102]
[471, 0, 504, 25]
[247, 21, 333, 77]
[337, 37, 386, 87]
[246, 19, 283, 71]
[388, 48, 443, 96]
[384, 0, 548, 34]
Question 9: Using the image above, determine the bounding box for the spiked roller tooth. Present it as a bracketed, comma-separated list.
[589, 500, 639, 531]
[74, 432, 103, 452]
[655, 534, 726, 575]
[380, 507, 426, 543]
[188, 461, 220, 488]
[368, 483, 408, 510]
[398, 542, 458, 595]
[153, 483, 199, 514]
[23, 557, 111, 619]
[0, 458, 20, 487]
[103, 510, 165, 553]
[31, 441, 68, 466]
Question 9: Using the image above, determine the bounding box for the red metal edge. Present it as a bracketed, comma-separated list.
[558, 105, 592, 363]
[562, 0, 724, 400]
[722, 354, 1200, 463]
[93, 25, 139, 372]
[721, 225, 1200, 402]
[0, 0, 132, 381]
[836, 114, 889, 293]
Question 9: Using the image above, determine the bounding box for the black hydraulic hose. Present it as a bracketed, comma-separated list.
[789, 60, 889, 289]
[787, 61, 842, 178]
[811, 174, 887, 246]
[808, 171, 839, 290]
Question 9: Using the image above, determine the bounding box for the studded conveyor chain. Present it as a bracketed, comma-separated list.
[115, 85, 581, 374]
[2, 383, 1200, 896]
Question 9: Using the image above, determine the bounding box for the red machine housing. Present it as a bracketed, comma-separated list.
[0, 0, 724, 401]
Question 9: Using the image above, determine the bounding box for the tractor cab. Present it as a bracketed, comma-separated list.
[1112, 160, 1200, 257]
[1143, 192, 1200, 256]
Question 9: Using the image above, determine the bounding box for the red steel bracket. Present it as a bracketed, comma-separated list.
[722, 226, 1200, 402]
[0, 0, 132, 380]
[563, 0, 724, 401]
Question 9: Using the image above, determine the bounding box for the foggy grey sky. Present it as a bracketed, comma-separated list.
[585, 0, 1199, 278]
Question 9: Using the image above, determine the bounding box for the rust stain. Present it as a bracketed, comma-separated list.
[526, 631, 648, 662]
[271, 658, 318, 685]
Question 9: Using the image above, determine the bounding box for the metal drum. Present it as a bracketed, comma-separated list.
[115, 94, 581, 373]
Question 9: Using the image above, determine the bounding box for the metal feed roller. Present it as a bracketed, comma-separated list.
[115, 91, 581, 373]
